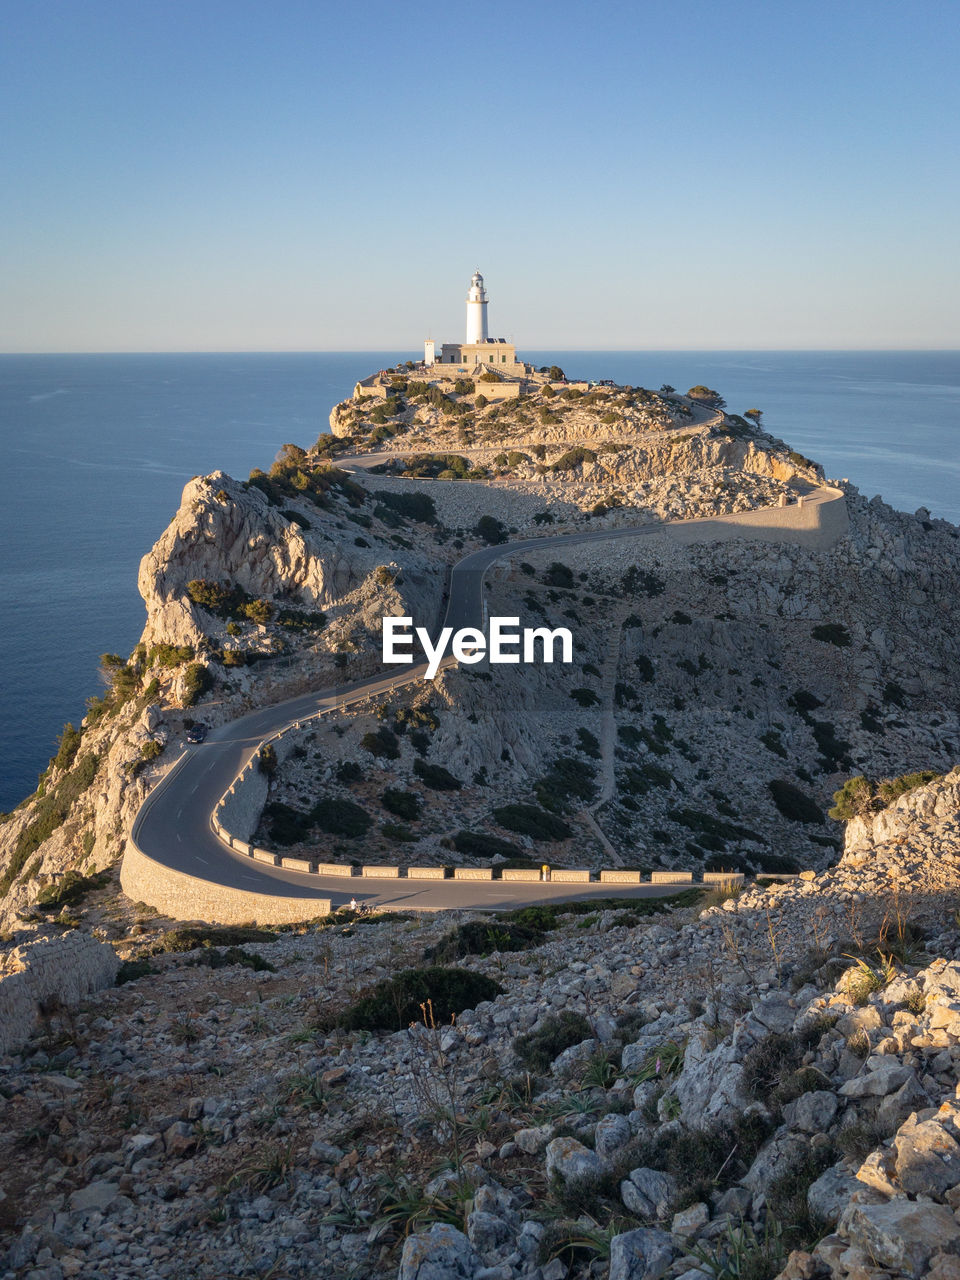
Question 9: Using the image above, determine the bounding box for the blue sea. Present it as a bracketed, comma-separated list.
[1, 350, 958, 812]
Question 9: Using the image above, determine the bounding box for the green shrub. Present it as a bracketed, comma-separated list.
[335, 967, 503, 1032]
[413, 759, 461, 791]
[492, 803, 572, 841]
[193, 946, 276, 973]
[263, 801, 312, 845]
[830, 770, 941, 820]
[877, 770, 942, 806]
[149, 643, 195, 668]
[828, 775, 872, 820]
[140, 739, 163, 762]
[427, 920, 544, 964]
[155, 925, 278, 953]
[361, 727, 400, 759]
[0, 753, 100, 896]
[535, 756, 597, 811]
[182, 663, 213, 707]
[312, 797, 371, 837]
[276, 607, 326, 632]
[35, 868, 110, 911]
[544, 562, 574, 588]
[382, 789, 421, 820]
[570, 688, 599, 707]
[475, 514, 507, 545]
[812, 623, 851, 647]
[551, 446, 597, 472]
[671, 807, 763, 845]
[116, 958, 154, 985]
[451, 830, 524, 859]
[513, 1012, 592, 1072]
[768, 780, 823, 824]
[372, 490, 437, 524]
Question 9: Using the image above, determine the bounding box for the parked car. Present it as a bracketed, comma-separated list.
[186, 723, 209, 744]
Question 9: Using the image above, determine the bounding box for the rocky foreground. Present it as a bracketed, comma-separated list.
[4, 770, 960, 1280]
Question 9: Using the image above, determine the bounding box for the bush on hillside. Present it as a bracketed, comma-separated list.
[335, 967, 503, 1032]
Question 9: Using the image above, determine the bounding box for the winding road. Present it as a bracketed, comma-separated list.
[126, 415, 846, 917]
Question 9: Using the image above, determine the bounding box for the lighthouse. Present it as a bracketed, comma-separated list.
[465, 269, 489, 345]
[430, 271, 527, 372]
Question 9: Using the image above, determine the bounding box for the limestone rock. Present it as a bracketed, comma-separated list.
[893, 1115, 960, 1199]
[545, 1136, 602, 1185]
[621, 1168, 677, 1220]
[399, 1223, 482, 1280]
[839, 1199, 960, 1278]
[608, 1227, 675, 1280]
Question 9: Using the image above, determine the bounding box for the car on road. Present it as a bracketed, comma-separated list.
[186, 723, 209, 744]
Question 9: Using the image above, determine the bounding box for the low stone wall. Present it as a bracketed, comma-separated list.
[361, 865, 399, 878]
[650, 871, 694, 884]
[501, 869, 542, 882]
[120, 840, 331, 926]
[0, 932, 119, 1057]
[551, 869, 591, 883]
[600, 870, 643, 884]
[215, 765, 268, 845]
[407, 867, 447, 880]
[454, 867, 494, 880]
[316, 863, 356, 877]
[703, 872, 746, 887]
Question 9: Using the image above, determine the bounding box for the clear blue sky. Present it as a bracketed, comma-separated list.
[1, 0, 957, 351]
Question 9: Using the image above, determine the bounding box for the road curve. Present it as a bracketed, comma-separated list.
[128, 457, 843, 913]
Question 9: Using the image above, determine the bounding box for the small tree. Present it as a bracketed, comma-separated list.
[547, 365, 565, 381]
[660, 384, 675, 395]
[744, 408, 763, 425]
[259, 744, 278, 777]
[474, 515, 507, 545]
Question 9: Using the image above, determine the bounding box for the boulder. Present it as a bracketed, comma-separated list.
[608, 1227, 675, 1280]
[621, 1168, 677, 1220]
[893, 1115, 960, 1200]
[399, 1223, 482, 1280]
[876, 1072, 929, 1133]
[839, 1199, 960, 1278]
[790, 1090, 839, 1133]
[545, 1137, 602, 1185]
[671, 1202, 709, 1237]
[513, 1125, 553, 1155]
[466, 1209, 512, 1254]
[67, 1181, 120, 1213]
[838, 1057, 911, 1098]
[595, 1112, 633, 1161]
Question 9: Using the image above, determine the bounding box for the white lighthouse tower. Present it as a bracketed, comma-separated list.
[465, 269, 489, 345]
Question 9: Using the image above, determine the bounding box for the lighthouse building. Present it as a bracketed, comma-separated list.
[426, 271, 528, 375]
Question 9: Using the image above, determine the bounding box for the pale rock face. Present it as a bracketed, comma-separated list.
[893, 1114, 960, 1199]
[608, 1227, 675, 1280]
[838, 1199, 960, 1279]
[138, 472, 375, 650]
[621, 1168, 677, 1220]
[398, 1223, 481, 1280]
[544, 1136, 602, 1185]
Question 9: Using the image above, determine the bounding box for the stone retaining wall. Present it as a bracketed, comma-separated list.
[120, 840, 331, 926]
[0, 932, 119, 1057]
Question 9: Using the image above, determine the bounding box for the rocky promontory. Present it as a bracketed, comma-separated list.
[2, 368, 960, 1280]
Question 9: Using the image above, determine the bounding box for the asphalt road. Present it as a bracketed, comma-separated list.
[130, 406, 828, 912]
[132, 516, 683, 910]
